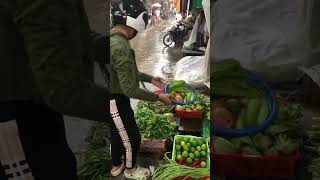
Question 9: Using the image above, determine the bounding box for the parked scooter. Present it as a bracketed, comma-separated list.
[163, 21, 190, 47]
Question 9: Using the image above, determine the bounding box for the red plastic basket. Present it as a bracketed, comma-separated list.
[212, 150, 300, 179]
[175, 109, 203, 119]
[154, 89, 164, 94]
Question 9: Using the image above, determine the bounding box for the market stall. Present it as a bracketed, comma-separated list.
[211, 59, 320, 180]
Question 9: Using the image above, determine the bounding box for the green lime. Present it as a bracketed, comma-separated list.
[194, 158, 200, 162]
[196, 146, 202, 151]
[175, 138, 181, 145]
[200, 161, 207, 168]
[183, 137, 190, 143]
[194, 151, 200, 158]
[201, 144, 207, 151]
[180, 141, 186, 147]
[183, 145, 189, 151]
[190, 147, 195, 153]
[176, 151, 181, 155]
[198, 139, 204, 146]
[191, 140, 198, 147]
[200, 151, 207, 157]
[176, 145, 181, 151]
[176, 155, 183, 161]
[186, 157, 193, 165]
[186, 142, 191, 148]
[189, 153, 195, 159]
[182, 151, 189, 158]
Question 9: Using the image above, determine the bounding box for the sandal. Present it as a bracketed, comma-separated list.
[111, 161, 125, 177]
[124, 166, 151, 180]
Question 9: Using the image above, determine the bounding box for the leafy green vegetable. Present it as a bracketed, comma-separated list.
[135, 106, 176, 140]
[211, 60, 261, 98]
[137, 101, 174, 114]
[168, 80, 192, 93]
[274, 134, 299, 156]
[78, 145, 111, 180]
[252, 133, 273, 154]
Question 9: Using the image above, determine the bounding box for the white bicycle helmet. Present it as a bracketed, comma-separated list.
[111, 0, 148, 33]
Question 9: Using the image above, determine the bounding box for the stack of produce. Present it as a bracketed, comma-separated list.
[135, 101, 176, 140]
[173, 136, 209, 168]
[211, 59, 267, 128]
[152, 136, 210, 180]
[213, 99, 304, 156]
[213, 97, 269, 129]
[176, 93, 209, 112]
[168, 80, 194, 103]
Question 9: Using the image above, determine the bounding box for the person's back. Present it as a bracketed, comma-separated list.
[0, 4, 37, 103]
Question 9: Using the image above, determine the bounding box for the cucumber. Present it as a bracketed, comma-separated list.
[235, 109, 246, 129]
[244, 98, 262, 128]
[187, 93, 192, 101]
[190, 93, 194, 101]
[257, 98, 269, 125]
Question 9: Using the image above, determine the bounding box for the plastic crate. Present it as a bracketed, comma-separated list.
[172, 135, 210, 169]
[212, 150, 300, 178]
[175, 109, 203, 119]
[140, 138, 168, 153]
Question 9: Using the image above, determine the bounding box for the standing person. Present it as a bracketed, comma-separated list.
[155, 7, 161, 25]
[197, 9, 207, 47]
[0, 0, 109, 179]
[110, 0, 172, 179]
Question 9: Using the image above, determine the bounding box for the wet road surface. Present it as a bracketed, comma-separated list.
[131, 20, 183, 80]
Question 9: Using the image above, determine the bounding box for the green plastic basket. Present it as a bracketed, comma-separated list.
[171, 135, 210, 169]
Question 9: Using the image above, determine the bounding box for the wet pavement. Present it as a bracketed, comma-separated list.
[131, 19, 183, 80]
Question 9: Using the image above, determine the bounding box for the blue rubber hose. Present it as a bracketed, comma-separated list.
[211, 71, 278, 138]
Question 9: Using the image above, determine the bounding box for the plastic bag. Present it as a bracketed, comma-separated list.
[173, 56, 206, 87]
[183, 13, 201, 50]
[212, 0, 313, 83]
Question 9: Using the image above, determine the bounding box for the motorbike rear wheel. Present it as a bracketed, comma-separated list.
[163, 33, 173, 47]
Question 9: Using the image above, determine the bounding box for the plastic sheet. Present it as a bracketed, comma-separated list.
[211, 0, 313, 83]
[173, 56, 207, 87]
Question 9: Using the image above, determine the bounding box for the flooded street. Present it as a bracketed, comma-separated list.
[131, 20, 182, 80]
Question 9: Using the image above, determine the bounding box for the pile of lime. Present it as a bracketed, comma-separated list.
[174, 136, 208, 168]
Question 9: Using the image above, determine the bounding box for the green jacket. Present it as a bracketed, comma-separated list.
[109, 29, 159, 101]
[0, 0, 108, 122]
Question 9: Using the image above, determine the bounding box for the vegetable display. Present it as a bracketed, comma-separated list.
[78, 122, 111, 180]
[173, 136, 209, 168]
[176, 94, 209, 112]
[213, 97, 269, 129]
[137, 101, 175, 114]
[211, 60, 261, 98]
[213, 99, 304, 156]
[135, 102, 176, 140]
[152, 163, 210, 180]
[167, 80, 195, 103]
[78, 145, 111, 180]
